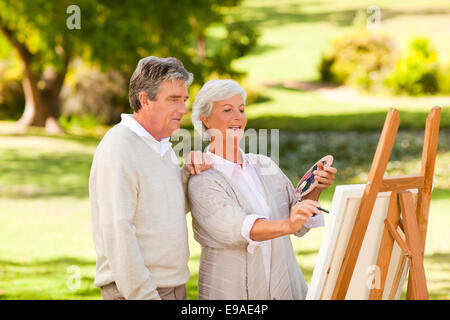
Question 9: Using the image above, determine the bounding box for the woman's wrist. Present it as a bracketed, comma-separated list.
[281, 219, 296, 235]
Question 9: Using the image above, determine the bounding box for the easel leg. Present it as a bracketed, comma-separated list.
[369, 191, 399, 299]
[400, 191, 429, 300]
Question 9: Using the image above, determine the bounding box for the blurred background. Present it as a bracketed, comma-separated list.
[0, 0, 448, 299]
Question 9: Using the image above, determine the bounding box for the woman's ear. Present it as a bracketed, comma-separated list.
[200, 116, 209, 129]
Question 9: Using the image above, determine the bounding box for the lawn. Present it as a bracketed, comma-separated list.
[0, 127, 448, 300]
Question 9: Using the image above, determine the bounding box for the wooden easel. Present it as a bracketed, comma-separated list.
[331, 106, 441, 300]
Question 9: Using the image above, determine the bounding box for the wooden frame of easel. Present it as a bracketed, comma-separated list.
[331, 106, 441, 300]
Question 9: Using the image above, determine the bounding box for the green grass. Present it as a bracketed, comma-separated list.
[0, 128, 448, 300]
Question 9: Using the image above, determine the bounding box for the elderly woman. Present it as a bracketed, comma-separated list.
[188, 79, 337, 300]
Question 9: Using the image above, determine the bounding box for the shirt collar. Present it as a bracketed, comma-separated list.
[120, 113, 172, 156]
[205, 145, 250, 179]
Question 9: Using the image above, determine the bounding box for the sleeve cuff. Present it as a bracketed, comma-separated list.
[304, 214, 325, 229]
[241, 214, 267, 254]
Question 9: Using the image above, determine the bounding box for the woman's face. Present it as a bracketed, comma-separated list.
[201, 94, 247, 145]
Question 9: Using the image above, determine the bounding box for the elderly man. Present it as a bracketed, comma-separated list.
[89, 56, 209, 300]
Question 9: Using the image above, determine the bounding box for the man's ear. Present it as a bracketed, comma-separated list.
[138, 91, 150, 110]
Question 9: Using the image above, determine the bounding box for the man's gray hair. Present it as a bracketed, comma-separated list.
[192, 79, 247, 139]
[129, 56, 194, 112]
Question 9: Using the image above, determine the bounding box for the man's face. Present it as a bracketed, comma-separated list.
[141, 79, 189, 140]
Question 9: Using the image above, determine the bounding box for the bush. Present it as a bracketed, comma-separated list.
[0, 58, 25, 120]
[0, 78, 24, 120]
[319, 32, 398, 90]
[438, 63, 450, 94]
[385, 38, 439, 95]
[60, 60, 129, 125]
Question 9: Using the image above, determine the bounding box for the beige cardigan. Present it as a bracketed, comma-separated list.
[188, 153, 310, 300]
[89, 124, 190, 300]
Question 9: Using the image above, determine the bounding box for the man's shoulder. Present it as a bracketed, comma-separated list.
[102, 123, 135, 142]
[97, 124, 138, 151]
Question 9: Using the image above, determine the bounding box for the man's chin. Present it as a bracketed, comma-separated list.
[170, 125, 183, 135]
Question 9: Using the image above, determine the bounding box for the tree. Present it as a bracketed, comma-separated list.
[0, 0, 258, 133]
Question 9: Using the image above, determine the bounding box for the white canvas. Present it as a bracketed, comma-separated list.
[306, 184, 415, 300]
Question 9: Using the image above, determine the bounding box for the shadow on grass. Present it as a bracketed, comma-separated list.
[424, 252, 450, 299]
[0, 257, 100, 300]
[0, 149, 92, 199]
[425, 252, 450, 270]
[235, 4, 450, 29]
[186, 272, 199, 300]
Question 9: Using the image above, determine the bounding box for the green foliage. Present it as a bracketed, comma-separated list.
[61, 63, 128, 125]
[319, 32, 398, 89]
[204, 21, 260, 80]
[0, 37, 24, 120]
[385, 38, 439, 95]
[0, 0, 259, 124]
[0, 0, 257, 82]
[438, 63, 450, 94]
[0, 78, 24, 120]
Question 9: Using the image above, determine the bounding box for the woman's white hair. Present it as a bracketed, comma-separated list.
[192, 79, 247, 139]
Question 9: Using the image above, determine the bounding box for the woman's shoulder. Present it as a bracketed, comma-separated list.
[187, 168, 227, 190]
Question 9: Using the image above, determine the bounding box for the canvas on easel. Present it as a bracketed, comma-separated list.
[306, 184, 415, 299]
[306, 106, 441, 300]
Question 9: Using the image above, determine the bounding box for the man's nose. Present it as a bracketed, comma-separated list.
[178, 101, 188, 115]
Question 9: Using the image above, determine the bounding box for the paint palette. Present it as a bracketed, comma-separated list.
[295, 155, 334, 198]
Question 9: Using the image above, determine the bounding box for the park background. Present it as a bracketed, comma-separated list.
[0, 0, 448, 299]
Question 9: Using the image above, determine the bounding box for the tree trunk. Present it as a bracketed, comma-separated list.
[17, 64, 65, 134]
[0, 19, 65, 134]
[197, 31, 206, 62]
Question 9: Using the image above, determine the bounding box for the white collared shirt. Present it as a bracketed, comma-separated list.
[119, 114, 178, 164]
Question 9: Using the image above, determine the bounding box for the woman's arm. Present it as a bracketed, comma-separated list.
[188, 174, 248, 248]
[249, 199, 321, 242]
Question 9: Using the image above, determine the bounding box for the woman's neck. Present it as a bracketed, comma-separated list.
[210, 139, 242, 164]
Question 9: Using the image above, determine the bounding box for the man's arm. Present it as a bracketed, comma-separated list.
[94, 147, 161, 300]
[181, 164, 191, 214]
[181, 151, 213, 213]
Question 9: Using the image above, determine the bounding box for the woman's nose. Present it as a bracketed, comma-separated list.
[232, 108, 243, 119]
